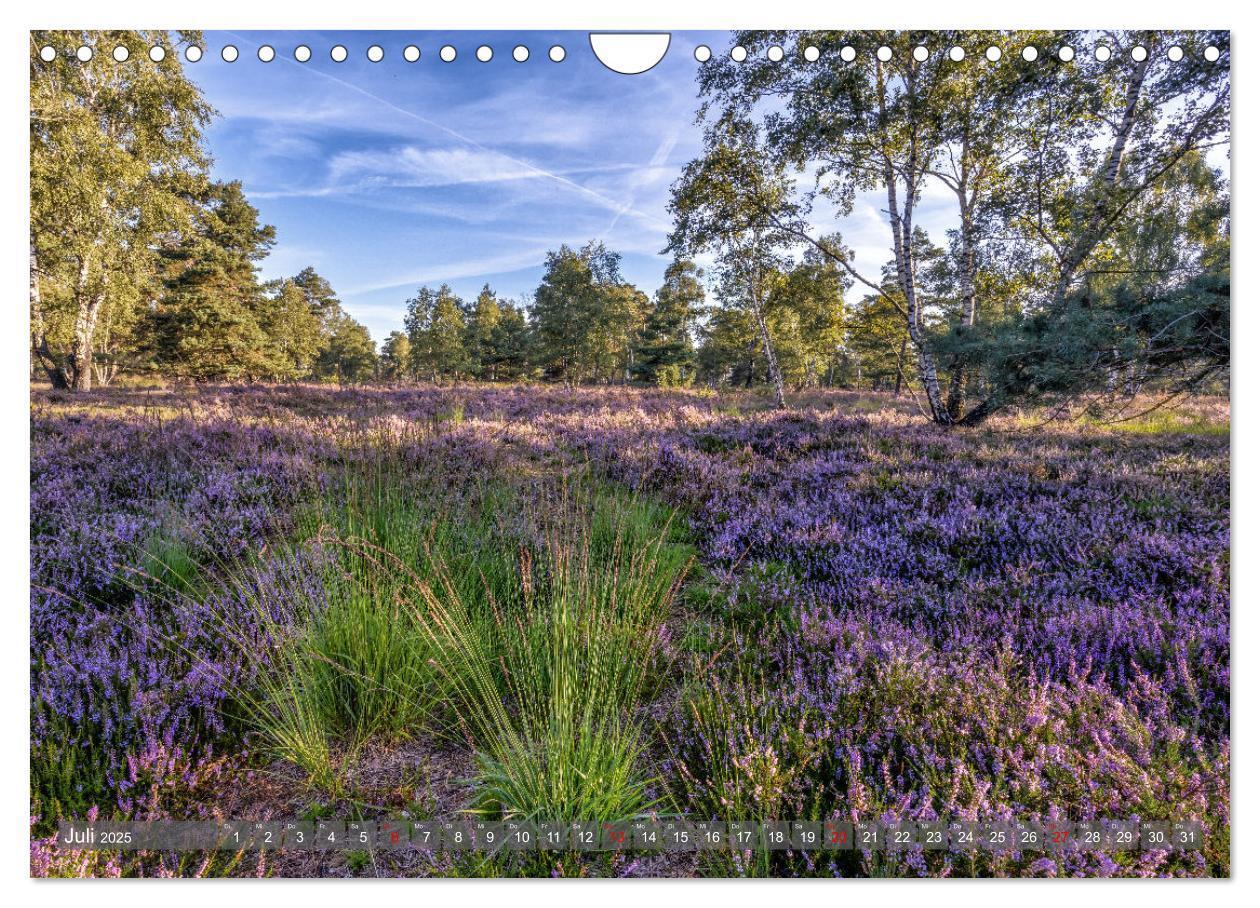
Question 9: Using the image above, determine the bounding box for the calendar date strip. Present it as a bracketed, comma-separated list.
[56, 818, 1204, 853]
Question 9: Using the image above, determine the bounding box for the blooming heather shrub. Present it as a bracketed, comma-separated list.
[31, 411, 324, 617]
[31, 549, 333, 827]
[670, 617, 1227, 876]
[581, 409, 1230, 876]
[30, 410, 328, 825]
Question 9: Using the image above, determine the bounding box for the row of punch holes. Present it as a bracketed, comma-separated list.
[39, 41, 1222, 66]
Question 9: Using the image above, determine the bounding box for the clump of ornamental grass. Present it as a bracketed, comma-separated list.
[410, 491, 691, 822]
[315, 451, 694, 822]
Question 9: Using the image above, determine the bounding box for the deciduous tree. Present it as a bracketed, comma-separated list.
[31, 30, 212, 390]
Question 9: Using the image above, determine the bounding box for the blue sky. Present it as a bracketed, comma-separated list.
[190, 30, 955, 344]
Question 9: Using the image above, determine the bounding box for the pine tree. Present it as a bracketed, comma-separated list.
[146, 181, 277, 381]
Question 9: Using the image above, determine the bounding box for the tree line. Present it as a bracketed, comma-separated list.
[26, 29, 847, 393]
[394, 243, 863, 389]
[395, 245, 702, 387]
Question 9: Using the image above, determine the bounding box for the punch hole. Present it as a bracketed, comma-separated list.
[1022, 46, 1038, 62]
[695, 45, 711, 63]
[440, 45, 457, 62]
[949, 46, 965, 62]
[185, 46, 202, 63]
[512, 45, 528, 62]
[913, 45, 929, 62]
[1131, 46, 1148, 62]
[295, 45, 312, 62]
[876, 46, 893, 62]
[840, 46, 856, 62]
[549, 45, 566, 63]
[39, 45, 56, 62]
[221, 45, 239, 63]
[367, 45, 384, 62]
[803, 45, 820, 62]
[1167, 45, 1184, 62]
[767, 45, 784, 62]
[590, 33, 670, 74]
[1095, 45, 1111, 62]
[330, 45, 348, 63]
[1058, 46, 1074, 62]
[404, 45, 421, 62]
[477, 45, 493, 62]
[113, 46, 129, 62]
[149, 46, 165, 62]
[76, 45, 93, 62]
[730, 45, 747, 62]
[985, 46, 1001, 62]
[1204, 46, 1220, 62]
[258, 46, 275, 63]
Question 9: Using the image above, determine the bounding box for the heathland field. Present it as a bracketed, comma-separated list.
[30, 383, 1229, 877]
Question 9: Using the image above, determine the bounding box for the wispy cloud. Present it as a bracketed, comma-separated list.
[328, 146, 547, 188]
[343, 248, 552, 296]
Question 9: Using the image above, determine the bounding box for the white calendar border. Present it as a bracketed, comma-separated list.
[4, 1, 1244, 903]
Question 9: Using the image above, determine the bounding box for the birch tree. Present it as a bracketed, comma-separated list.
[965, 30, 1231, 422]
[690, 29, 1229, 424]
[30, 30, 211, 390]
[667, 119, 798, 408]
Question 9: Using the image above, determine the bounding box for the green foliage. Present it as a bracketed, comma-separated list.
[143, 180, 280, 381]
[405, 284, 470, 381]
[258, 278, 325, 379]
[147, 240, 374, 384]
[843, 293, 911, 393]
[378, 331, 412, 380]
[967, 269, 1229, 419]
[484, 302, 534, 381]
[412, 488, 692, 822]
[316, 311, 377, 383]
[293, 267, 341, 327]
[692, 250, 847, 391]
[531, 242, 646, 384]
[766, 253, 847, 388]
[31, 30, 213, 389]
[292, 267, 378, 383]
[464, 284, 502, 379]
[632, 258, 704, 386]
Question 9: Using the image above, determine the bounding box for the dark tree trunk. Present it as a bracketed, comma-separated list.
[29, 241, 70, 389]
